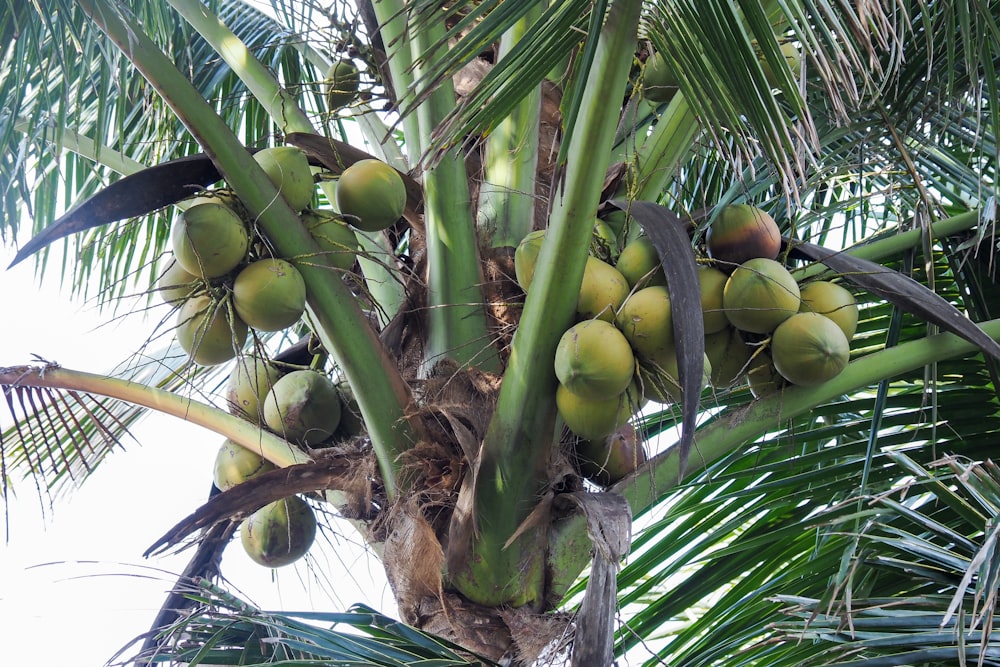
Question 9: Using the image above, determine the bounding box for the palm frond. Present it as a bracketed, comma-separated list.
[0, 0, 327, 304]
[769, 454, 1000, 666]
[0, 344, 210, 506]
[133, 578, 496, 666]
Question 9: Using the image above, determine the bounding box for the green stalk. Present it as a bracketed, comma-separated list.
[627, 94, 700, 202]
[477, 7, 543, 247]
[78, 0, 415, 496]
[0, 365, 310, 469]
[166, 0, 407, 327]
[792, 210, 981, 281]
[408, 12, 500, 373]
[371, 0, 422, 158]
[15, 118, 147, 176]
[447, 0, 642, 608]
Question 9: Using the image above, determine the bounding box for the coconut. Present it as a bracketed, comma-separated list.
[762, 42, 802, 87]
[554, 320, 635, 400]
[335, 159, 406, 232]
[798, 281, 858, 340]
[176, 295, 248, 366]
[704, 327, 753, 388]
[263, 369, 342, 446]
[746, 351, 787, 398]
[707, 204, 781, 269]
[240, 495, 317, 568]
[615, 286, 673, 361]
[301, 209, 359, 271]
[213, 439, 276, 491]
[233, 259, 307, 332]
[638, 350, 712, 405]
[578, 256, 630, 322]
[642, 51, 678, 103]
[513, 229, 547, 292]
[226, 354, 284, 424]
[722, 258, 800, 334]
[770, 312, 850, 386]
[325, 59, 360, 110]
[254, 146, 315, 212]
[591, 218, 621, 264]
[699, 265, 730, 334]
[576, 423, 647, 487]
[616, 236, 667, 289]
[556, 383, 636, 441]
[156, 257, 201, 305]
[333, 378, 365, 438]
[171, 202, 249, 279]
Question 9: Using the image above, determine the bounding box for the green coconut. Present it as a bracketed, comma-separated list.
[325, 59, 360, 110]
[615, 285, 673, 361]
[578, 256, 630, 322]
[240, 495, 317, 568]
[722, 258, 800, 334]
[156, 257, 201, 305]
[576, 423, 647, 487]
[642, 51, 678, 103]
[556, 383, 636, 441]
[226, 354, 284, 424]
[704, 326, 753, 388]
[707, 204, 782, 269]
[263, 369, 342, 446]
[333, 378, 365, 438]
[171, 202, 249, 279]
[762, 42, 803, 87]
[335, 159, 406, 232]
[770, 312, 850, 386]
[301, 209, 359, 271]
[746, 351, 787, 398]
[176, 295, 248, 366]
[233, 259, 307, 332]
[699, 265, 730, 334]
[798, 280, 859, 340]
[591, 218, 621, 264]
[513, 229, 546, 291]
[554, 320, 636, 400]
[254, 146, 315, 212]
[213, 439, 276, 491]
[638, 350, 712, 405]
[616, 236, 667, 289]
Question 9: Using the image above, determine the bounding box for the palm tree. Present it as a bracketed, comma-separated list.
[3, 0, 1000, 665]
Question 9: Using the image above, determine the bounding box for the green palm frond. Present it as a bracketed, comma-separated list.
[0, 344, 211, 503]
[0, 0, 327, 303]
[133, 578, 496, 666]
[768, 454, 1000, 666]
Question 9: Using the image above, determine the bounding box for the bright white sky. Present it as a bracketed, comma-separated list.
[0, 239, 395, 666]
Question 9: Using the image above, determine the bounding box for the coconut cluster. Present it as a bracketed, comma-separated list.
[706, 204, 858, 397]
[207, 352, 365, 568]
[516, 203, 858, 487]
[157, 147, 407, 368]
[155, 145, 400, 569]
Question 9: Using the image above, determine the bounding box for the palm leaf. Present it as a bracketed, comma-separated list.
[134, 579, 496, 666]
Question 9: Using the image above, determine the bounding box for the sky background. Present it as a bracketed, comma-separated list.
[0, 238, 395, 666]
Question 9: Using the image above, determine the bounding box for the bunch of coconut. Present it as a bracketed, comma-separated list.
[704, 204, 858, 396]
[212, 438, 316, 567]
[156, 145, 412, 369]
[213, 352, 364, 568]
[514, 227, 649, 487]
[153, 146, 408, 569]
[155, 146, 365, 367]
